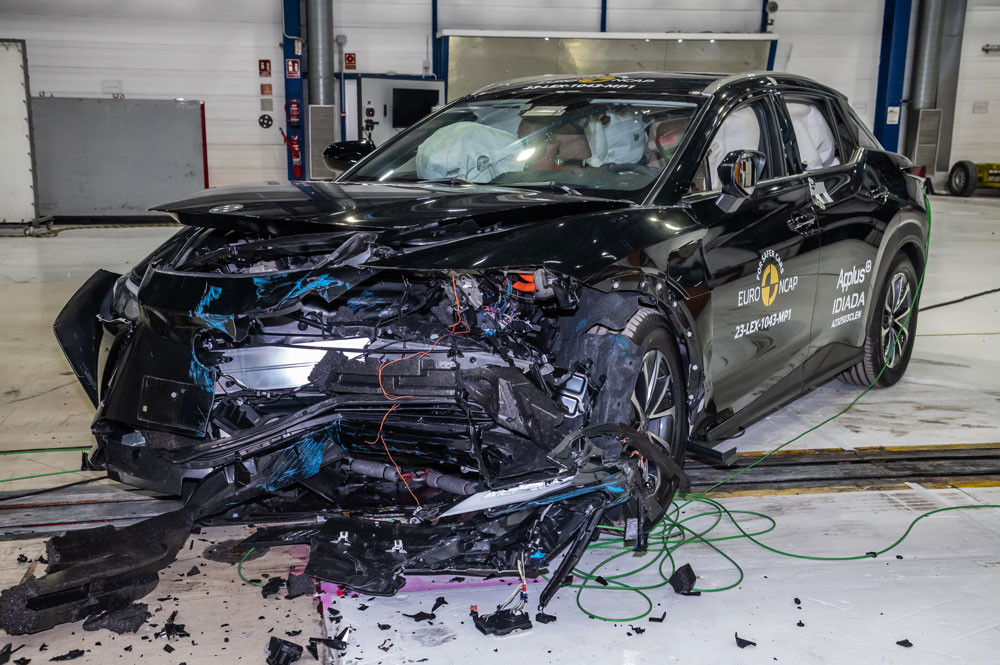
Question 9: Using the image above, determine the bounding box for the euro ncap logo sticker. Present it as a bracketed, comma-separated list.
[755, 249, 798, 307]
[761, 261, 780, 307]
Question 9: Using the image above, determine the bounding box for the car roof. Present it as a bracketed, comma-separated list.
[471, 71, 846, 100]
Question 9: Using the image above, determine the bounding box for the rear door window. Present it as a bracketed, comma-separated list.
[783, 98, 843, 172]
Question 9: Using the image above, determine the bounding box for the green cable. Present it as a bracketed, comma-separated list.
[0, 447, 90, 456]
[0, 469, 83, 483]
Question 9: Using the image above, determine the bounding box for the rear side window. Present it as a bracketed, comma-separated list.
[784, 99, 842, 171]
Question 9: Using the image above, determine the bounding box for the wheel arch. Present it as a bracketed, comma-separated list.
[863, 209, 929, 335]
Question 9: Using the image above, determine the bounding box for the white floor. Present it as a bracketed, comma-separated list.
[0, 193, 997, 663]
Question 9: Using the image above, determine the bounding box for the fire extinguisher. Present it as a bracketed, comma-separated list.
[279, 128, 302, 179]
[287, 99, 301, 128]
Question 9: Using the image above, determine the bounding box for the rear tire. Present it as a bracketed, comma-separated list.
[948, 160, 977, 197]
[838, 254, 919, 387]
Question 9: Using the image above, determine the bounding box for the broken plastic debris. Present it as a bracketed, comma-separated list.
[796, 620, 805, 627]
[403, 611, 436, 622]
[897, 639, 913, 648]
[431, 596, 448, 613]
[648, 612, 666, 623]
[82, 603, 150, 634]
[261, 577, 284, 599]
[153, 611, 189, 639]
[594, 576, 609, 587]
[265, 636, 303, 665]
[668, 563, 698, 595]
[735, 632, 756, 649]
[377, 623, 391, 630]
[535, 612, 557, 624]
[378, 639, 393, 652]
[48, 651, 84, 662]
[284, 573, 313, 600]
[471, 608, 532, 636]
[185, 566, 200, 577]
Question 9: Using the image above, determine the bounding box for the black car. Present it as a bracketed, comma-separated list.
[2, 72, 929, 634]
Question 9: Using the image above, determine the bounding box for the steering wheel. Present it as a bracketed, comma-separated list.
[608, 163, 659, 177]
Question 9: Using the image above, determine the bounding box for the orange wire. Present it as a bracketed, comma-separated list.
[365, 271, 470, 506]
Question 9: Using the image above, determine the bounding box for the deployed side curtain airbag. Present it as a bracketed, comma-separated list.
[787, 102, 839, 170]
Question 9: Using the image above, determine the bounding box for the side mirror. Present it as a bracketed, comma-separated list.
[716, 149, 765, 212]
[322, 140, 375, 172]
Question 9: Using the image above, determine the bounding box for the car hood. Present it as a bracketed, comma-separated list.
[153, 180, 634, 234]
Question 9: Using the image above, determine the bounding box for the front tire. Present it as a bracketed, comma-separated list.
[605, 310, 688, 529]
[839, 254, 919, 387]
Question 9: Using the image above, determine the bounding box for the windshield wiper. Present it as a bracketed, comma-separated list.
[507, 182, 583, 196]
[416, 177, 478, 186]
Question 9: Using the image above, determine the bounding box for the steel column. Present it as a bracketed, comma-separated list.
[873, 0, 912, 152]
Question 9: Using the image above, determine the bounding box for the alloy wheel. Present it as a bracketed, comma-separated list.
[629, 349, 677, 453]
[880, 271, 913, 368]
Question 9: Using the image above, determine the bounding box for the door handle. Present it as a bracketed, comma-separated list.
[787, 210, 817, 234]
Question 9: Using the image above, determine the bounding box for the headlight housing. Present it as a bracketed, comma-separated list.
[110, 274, 141, 321]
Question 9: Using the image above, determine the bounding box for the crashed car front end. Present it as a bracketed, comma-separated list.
[4, 195, 690, 633]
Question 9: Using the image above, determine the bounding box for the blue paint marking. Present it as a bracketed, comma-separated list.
[260, 426, 336, 493]
[191, 284, 232, 334]
[252, 273, 346, 303]
[189, 358, 213, 388]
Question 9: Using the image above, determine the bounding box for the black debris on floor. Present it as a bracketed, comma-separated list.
[285, 630, 302, 637]
[153, 611, 189, 639]
[163, 644, 174, 654]
[185, 566, 200, 577]
[47, 650, 84, 662]
[356, 604, 368, 612]
[377, 623, 391, 631]
[265, 636, 302, 665]
[649, 612, 666, 623]
[735, 632, 756, 649]
[15, 555, 27, 564]
[794, 597, 801, 605]
[629, 625, 645, 635]
[285, 574, 313, 600]
[668, 564, 699, 595]
[594, 576, 609, 587]
[82, 603, 150, 634]
[261, 577, 285, 599]
[796, 620, 805, 627]
[378, 639, 393, 652]
[431, 597, 448, 613]
[535, 612, 557, 624]
[403, 611, 435, 622]
[897, 639, 913, 648]
[14, 657, 30, 665]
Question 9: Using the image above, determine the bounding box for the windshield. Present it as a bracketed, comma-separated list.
[344, 92, 703, 202]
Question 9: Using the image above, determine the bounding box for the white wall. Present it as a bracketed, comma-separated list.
[951, 0, 1000, 163]
[771, 0, 885, 129]
[0, 0, 286, 188]
[0, 0, 893, 189]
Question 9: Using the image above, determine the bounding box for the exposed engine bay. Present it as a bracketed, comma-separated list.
[0, 218, 689, 634]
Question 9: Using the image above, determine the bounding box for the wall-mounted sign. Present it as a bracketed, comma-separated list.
[345, 52, 357, 70]
[260, 83, 273, 96]
[259, 59, 271, 77]
[886, 106, 900, 125]
[286, 58, 301, 79]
